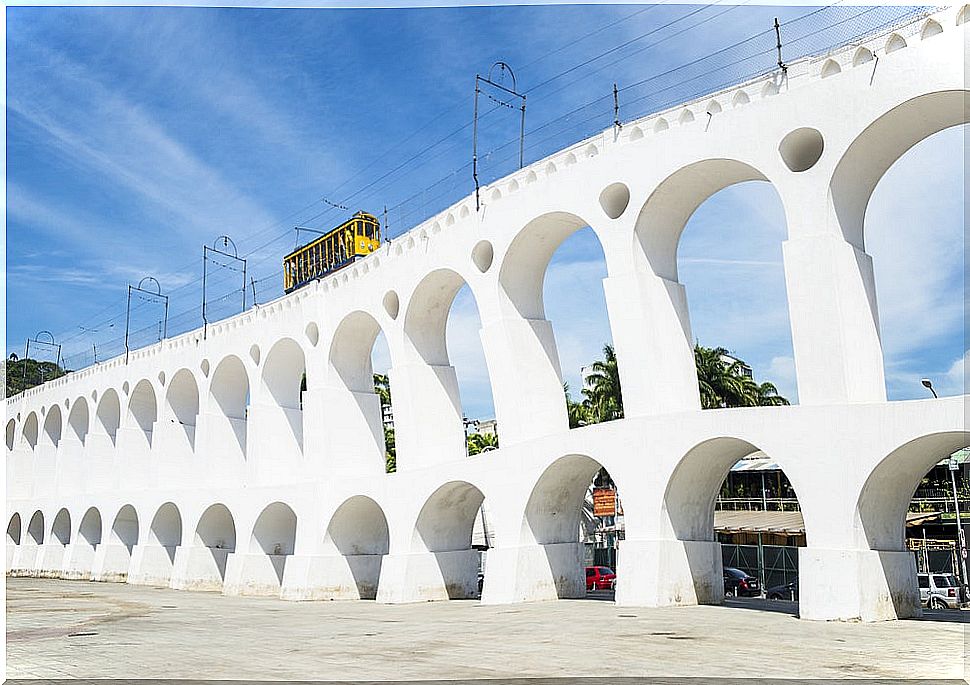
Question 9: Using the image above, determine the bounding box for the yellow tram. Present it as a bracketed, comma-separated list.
[283, 211, 381, 292]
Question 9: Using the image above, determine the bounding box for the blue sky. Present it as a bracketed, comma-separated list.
[6, 4, 964, 419]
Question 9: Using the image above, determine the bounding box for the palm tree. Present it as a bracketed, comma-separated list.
[564, 382, 590, 428]
[694, 344, 790, 408]
[373, 373, 391, 408]
[582, 344, 623, 423]
[467, 431, 499, 455]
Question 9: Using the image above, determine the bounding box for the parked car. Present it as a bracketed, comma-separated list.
[723, 567, 760, 597]
[585, 566, 616, 591]
[918, 572, 960, 610]
[766, 580, 798, 601]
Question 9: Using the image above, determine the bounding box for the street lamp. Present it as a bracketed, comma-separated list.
[948, 456, 969, 604]
[921, 378, 939, 398]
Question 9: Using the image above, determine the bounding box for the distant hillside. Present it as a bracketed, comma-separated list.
[4, 355, 68, 398]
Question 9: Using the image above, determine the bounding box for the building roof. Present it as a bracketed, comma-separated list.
[714, 509, 944, 535]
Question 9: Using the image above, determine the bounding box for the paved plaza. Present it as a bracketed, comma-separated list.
[4, 578, 966, 681]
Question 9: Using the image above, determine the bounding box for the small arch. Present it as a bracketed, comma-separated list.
[432, 222, 441, 234]
[110, 505, 139, 551]
[446, 213, 456, 226]
[248, 502, 296, 588]
[249, 344, 261, 365]
[564, 152, 577, 166]
[22, 412, 38, 450]
[508, 179, 519, 193]
[705, 100, 722, 115]
[51, 508, 71, 545]
[96, 389, 121, 444]
[68, 397, 89, 444]
[628, 126, 644, 141]
[921, 18, 943, 39]
[779, 127, 825, 172]
[79, 507, 102, 547]
[6, 419, 16, 451]
[885, 33, 907, 54]
[490, 187, 502, 201]
[7, 513, 22, 545]
[194, 503, 236, 580]
[128, 379, 158, 445]
[200, 359, 211, 377]
[852, 47, 874, 67]
[654, 117, 669, 132]
[149, 502, 182, 561]
[525, 170, 538, 183]
[732, 90, 750, 107]
[958, 5, 970, 26]
[27, 511, 44, 546]
[762, 81, 779, 98]
[459, 206, 470, 219]
[158, 371, 166, 386]
[471, 240, 494, 273]
[305, 322, 320, 347]
[383, 290, 400, 319]
[585, 143, 599, 158]
[599, 182, 631, 220]
[820, 59, 841, 78]
[678, 109, 694, 124]
[545, 162, 557, 175]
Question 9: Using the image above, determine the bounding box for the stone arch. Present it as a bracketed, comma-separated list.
[654, 117, 669, 132]
[331, 311, 388, 393]
[634, 158, 771, 282]
[6, 419, 15, 451]
[26, 511, 44, 546]
[852, 47, 874, 67]
[209, 354, 251, 455]
[68, 397, 89, 444]
[958, 5, 970, 26]
[96, 389, 121, 444]
[193, 503, 236, 581]
[856, 431, 969, 551]
[7, 513, 22, 545]
[322, 495, 389, 599]
[732, 90, 750, 107]
[79, 507, 102, 547]
[762, 81, 779, 98]
[830, 91, 970, 251]
[51, 508, 71, 545]
[678, 108, 694, 124]
[128, 379, 157, 445]
[42, 405, 62, 448]
[520, 454, 608, 599]
[885, 33, 907, 54]
[22, 412, 38, 450]
[411, 480, 485, 599]
[110, 504, 139, 551]
[261, 337, 307, 450]
[165, 369, 200, 448]
[249, 501, 297, 556]
[921, 18, 943, 39]
[150, 502, 182, 547]
[820, 58, 841, 78]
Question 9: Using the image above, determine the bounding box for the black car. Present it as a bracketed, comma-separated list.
[766, 580, 798, 601]
[723, 567, 760, 597]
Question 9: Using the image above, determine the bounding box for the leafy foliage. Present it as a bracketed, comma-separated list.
[467, 431, 498, 455]
[374, 373, 396, 472]
[5, 354, 68, 398]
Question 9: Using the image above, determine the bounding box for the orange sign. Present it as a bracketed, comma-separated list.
[592, 488, 616, 517]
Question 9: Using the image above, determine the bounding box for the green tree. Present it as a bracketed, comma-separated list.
[374, 374, 396, 472]
[563, 382, 590, 428]
[467, 431, 498, 455]
[581, 344, 623, 423]
[384, 426, 396, 473]
[693, 344, 790, 409]
[5, 354, 67, 397]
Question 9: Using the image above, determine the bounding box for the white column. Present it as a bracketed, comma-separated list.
[390, 361, 466, 469]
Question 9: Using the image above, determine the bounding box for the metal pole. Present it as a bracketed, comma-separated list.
[163, 297, 169, 339]
[202, 247, 208, 340]
[250, 277, 258, 308]
[519, 98, 526, 169]
[774, 18, 787, 74]
[473, 76, 481, 211]
[949, 458, 969, 603]
[125, 285, 132, 364]
[241, 258, 248, 311]
[613, 82, 621, 130]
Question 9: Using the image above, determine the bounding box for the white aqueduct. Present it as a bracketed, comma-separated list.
[6, 7, 968, 622]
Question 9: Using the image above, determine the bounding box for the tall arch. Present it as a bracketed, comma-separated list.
[149, 502, 182, 563]
[830, 91, 970, 251]
[128, 380, 157, 446]
[209, 355, 250, 455]
[51, 508, 71, 546]
[22, 412, 38, 450]
[401, 269, 496, 464]
[68, 397, 89, 444]
[261, 338, 306, 451]
[165, 369, 200, 449]
[410, 480, 485, 599]
[97, 389, 121, 444]
[248, 502, 297, 586]
[7, 513, 22, 545]
[110, 505, 139, 551]
[42, 405, 62, 448]
[6, 419, 15, 451]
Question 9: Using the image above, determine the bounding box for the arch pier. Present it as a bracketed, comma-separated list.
[5, 8, 967, 622]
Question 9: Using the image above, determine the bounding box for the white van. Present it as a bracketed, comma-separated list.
[918, 572, 960, 610]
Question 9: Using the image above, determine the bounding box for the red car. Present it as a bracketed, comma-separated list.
[585, 566, 616, 591]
